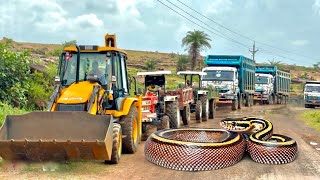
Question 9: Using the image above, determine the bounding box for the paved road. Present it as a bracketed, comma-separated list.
[1, 105, 320, 180]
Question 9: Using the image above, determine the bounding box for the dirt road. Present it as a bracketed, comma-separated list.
[1, 105, 320, 180]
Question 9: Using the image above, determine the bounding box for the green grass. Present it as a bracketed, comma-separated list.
[0, 102, 29, 125]
[301, 110, 320, 131]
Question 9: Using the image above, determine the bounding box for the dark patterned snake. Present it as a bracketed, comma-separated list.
[144, 117, 298, 171]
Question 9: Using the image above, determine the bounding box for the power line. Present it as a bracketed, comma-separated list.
[158, 0, 313, 64]
[176, 0, 316, 61]
[164, 0, 251, 49]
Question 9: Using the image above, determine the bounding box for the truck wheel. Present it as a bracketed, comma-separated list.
[232, 97, 238, 111]
[209, 99, 215, 119]
[305, 104, 309, 108]
[201, 96, 209, 121]
[121, 105, 139, 154]
[161, 115, 170, 129]
[268, 95, 274, 105]
[245, 95, 249, 107]
[250, 95, 254, 106]
[238, 95, 242, 109]
[195, 100, 202, 122]
[106, 123, 122, 164]
[181, 104, 191, 126]
[166, 101, 181, 128]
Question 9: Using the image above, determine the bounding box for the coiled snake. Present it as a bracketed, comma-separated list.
[144, 117, 298, 171]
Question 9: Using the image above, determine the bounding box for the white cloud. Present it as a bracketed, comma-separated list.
[313, 0, 320, 15]
[291, 40, 309, 46]
[205, 0, 233, 15]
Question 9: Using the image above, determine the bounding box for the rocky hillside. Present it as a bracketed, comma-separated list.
[1, 37, 319, 94]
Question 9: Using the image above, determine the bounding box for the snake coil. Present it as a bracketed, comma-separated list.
[144, 117, 298, 171]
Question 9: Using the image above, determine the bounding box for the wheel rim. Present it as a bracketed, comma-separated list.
[206, 100, 209, 116]
[176, 106, 181, 127]
[133, 117, 138, 143]
[187, 105, 190, 122]
[118, 132, 122, 157]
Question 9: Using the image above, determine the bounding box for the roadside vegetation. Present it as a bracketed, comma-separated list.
[301, 110, 320, 131]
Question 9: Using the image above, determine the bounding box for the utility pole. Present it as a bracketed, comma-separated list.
[249, 41, 259, 61]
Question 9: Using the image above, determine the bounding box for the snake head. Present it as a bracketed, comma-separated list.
[220, 117, 252, 132]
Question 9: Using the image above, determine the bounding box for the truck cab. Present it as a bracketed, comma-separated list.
[202, 66, 239, 101]
[254, 73, 274, 103]
[304, 81, 320, 108]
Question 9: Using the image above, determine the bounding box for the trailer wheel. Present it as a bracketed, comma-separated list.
[121, 105, 139, 154]
[161, 115, 170, 129]
[106, 123, 122, 164]
[181, 104, 191, 126]
[232, 97, 238, 111]
[209, 99, 215, 119]
[195, 100, 202, 122]
[166, 101, 181, 128]
[201, 96, 209, 121]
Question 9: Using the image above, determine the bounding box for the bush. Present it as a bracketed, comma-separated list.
[145, 59, 157, 70]
[176, 55, 189, 72]
[0, 42, 30, 107]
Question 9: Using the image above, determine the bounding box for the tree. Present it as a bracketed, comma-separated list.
[145, 59, 157, 70]
[182, 30, 211, 70]
[50, 40, 77, 56]
[268, 59, 282, 66]
[176, 55, 189, 72]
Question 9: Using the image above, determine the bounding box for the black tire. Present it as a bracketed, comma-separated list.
[181, 104, 191, 126]
[268, 95, 274, 105]
[238, 95, 242, 109]
[245, 95, 249, 107]
[121, 105, 139, 154]
[161, 115, 170, 129]
[201, 96, 209, 121]
[195, 100, 202, 122]
[166, 101, 181, 128]
[106, 123, 122, 164]
[209, 99, 215, 119]
[232, 97, 238, 111]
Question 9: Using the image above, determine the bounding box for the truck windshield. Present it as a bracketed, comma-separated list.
[203, 70, 234, 81]
[60, 52, 111, 86]
[305, 86, 320, 93]
[255, 76, 268, 84]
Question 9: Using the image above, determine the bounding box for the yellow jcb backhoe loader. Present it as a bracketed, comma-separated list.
[0, 34, 142, 164]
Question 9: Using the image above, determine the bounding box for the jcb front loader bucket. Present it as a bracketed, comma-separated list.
[0, 112, 113, 161]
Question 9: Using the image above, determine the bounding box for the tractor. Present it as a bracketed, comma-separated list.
[0, 34, 142, 164]
[137, 71, 180, 135]
[177, 71, 216, 123]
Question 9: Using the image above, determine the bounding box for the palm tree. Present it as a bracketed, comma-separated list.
[182, 30, 211, 70]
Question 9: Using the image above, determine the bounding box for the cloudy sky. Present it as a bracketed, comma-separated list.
[0, 0, 319, 66]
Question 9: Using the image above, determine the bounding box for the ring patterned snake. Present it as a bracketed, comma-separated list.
[144, 117, 298, 171]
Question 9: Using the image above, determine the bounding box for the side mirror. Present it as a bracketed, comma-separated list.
[54, 76, 61, 85]
[111, 76, 117, 83]
[137, 88, 142, 95]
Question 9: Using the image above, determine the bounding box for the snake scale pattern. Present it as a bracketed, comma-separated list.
[144, 117, 298, 171]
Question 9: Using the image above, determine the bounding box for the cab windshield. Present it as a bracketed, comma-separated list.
[305, 86, 320, 93]
[202, 70, 234, 81]
[255, 76, 269, 84]
[59, 52, 111, 86]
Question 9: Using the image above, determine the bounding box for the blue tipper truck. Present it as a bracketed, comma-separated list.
[254, 65, 291, 104]
[201, 55, 255, 111]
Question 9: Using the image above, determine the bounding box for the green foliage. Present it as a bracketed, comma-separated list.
[176, 55, 189, 72]
[0, 102, 29, 125]
[182, 30, 211, 70]
[0, 42, 30, 107]
[144, 59, 157, 70]
[301, 110, 320, 132]
[49, 40, 77, 57]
